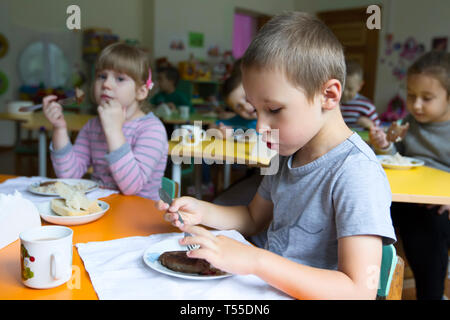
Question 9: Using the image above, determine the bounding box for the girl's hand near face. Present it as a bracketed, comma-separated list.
[97, 98, 126, 135]
[369, 126, 390, 149]
[180, 225, 258, 275]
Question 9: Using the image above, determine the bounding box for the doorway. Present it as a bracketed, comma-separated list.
[232, 8, 271, 59]
[318, 7, 380, 100]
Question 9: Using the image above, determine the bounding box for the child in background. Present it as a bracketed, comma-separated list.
[370, 51, 450, 300]
[212, 59, 257, 137]
[340, 60, 380, 130]
[192, 60, 259, 198]
[150, 66, 191, 112]
[157, 12, 395, 299]
[43, 42, 168, 200]
[211, 58, 262, 208]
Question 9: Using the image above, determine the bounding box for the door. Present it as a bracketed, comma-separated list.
[317, 7, 380, 100]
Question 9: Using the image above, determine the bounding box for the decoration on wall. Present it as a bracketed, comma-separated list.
[169, 39, 185, 51]
[432, 37, 448, 52]
[188, 32, 204, 48]
[380, 34, 425, 81]
[0, 70, 9, 95]
[0, 33, 8, 58]
[399, 37, 422, 60]
[207, 45, 220, 57]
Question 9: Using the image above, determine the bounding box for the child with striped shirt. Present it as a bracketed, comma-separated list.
[42, 43, 168, 200]
[340, 60, 380, 130]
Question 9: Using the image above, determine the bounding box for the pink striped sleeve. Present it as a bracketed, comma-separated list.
[50, 121, 92, 178]
[106, 119, 168, 195]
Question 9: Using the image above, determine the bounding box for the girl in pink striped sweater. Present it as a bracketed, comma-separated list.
[42, 43, 168, 200]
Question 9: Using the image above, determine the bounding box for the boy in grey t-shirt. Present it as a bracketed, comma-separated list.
[258, 133, 395, 270]
[157, 12, 396, 299]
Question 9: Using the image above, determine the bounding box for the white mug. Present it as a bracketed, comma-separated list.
[179, 105, 190, 119]
[19, 226, 73, 289]
[180, 124, 206, 146]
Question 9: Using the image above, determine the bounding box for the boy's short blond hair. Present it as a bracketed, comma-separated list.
[242, 12, 346, 102]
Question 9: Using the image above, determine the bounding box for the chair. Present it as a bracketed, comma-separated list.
[377, 244, 405, 300]
[161, 176, 179, 199]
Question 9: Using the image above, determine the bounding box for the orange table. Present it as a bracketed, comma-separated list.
[0, 175, 176, 300]
[385, 166, 450, 205]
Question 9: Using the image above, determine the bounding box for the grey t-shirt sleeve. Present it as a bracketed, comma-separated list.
[333, 159, 396, 245]
[257, 174, 273, 201]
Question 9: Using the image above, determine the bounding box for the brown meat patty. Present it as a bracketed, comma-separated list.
[158, 251, 227, 276]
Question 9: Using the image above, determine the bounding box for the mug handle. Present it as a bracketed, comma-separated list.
[50, 252, 65, 280]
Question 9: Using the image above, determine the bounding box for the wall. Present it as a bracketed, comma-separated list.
[152, 0, 296, 64]
[293, 0, 450, 114]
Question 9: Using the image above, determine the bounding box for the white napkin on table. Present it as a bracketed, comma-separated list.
[0, 191, 41, 250]
[0, 176, 118, 205]
[75, 230, 292, 300]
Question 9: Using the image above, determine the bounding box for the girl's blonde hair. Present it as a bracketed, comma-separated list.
[407, 51, 450, 96]
[95, 42, 150, 86]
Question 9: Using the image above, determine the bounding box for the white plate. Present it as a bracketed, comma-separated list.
[28, 179, 99, 196]
[377, 155, 425, 170]
[36, 200, 109, 226]
[143, 238, 232, 280]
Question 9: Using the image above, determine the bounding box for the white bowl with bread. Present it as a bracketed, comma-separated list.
[35, 181, 109, 226]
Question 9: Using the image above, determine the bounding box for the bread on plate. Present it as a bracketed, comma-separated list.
[50, 181, 101, 216]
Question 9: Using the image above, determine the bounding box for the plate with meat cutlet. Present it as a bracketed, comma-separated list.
[143, 238, 231, 280]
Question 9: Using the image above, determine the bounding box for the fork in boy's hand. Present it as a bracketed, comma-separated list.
[158, 188, 200, 251]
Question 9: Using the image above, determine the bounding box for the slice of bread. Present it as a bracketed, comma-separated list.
[51, 198, 102, 216]
[50, 181, 101, 216]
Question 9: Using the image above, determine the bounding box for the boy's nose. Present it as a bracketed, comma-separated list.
[256, 118, 270, 135]
[412, 98, 422, 111]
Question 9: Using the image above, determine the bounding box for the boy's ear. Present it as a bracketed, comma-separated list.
[136, 84, 149, 101]
[321, 79, 342, 111]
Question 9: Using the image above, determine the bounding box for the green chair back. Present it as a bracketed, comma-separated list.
[161, 177, 177, 199]
[377, 244, 398, 298]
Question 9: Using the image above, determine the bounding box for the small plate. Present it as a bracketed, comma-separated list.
[143, 238, 231, 280]
[377, 155, 425, 170]
[36, 200, 109, 226]
[28, 179, 99, 196]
